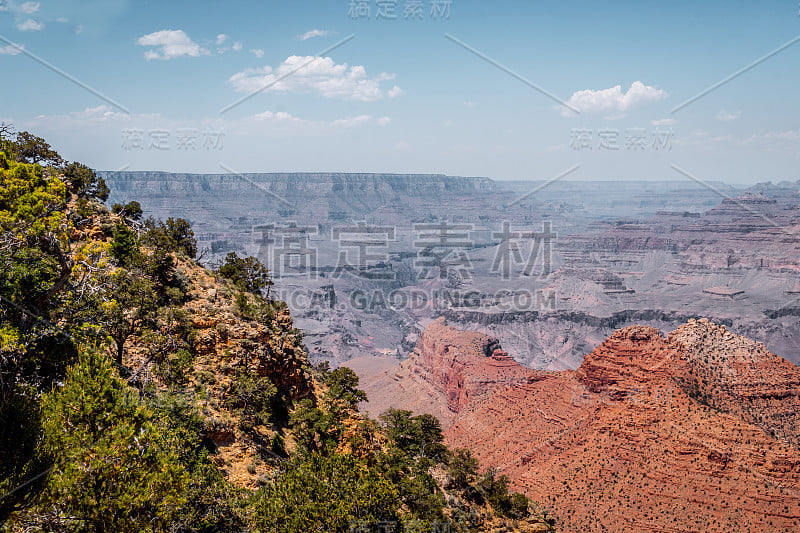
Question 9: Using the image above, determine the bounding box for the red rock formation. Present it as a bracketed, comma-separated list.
[411, 318, 539, 413]
[385, 318, 800, 532]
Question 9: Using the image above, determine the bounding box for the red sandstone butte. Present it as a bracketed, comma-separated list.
[363, 317, 800, 532]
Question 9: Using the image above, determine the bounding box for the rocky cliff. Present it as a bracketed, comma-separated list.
[412, 318, 534, 413]
[355, 318, 800, 532]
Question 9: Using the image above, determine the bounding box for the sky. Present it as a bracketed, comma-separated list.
[0, 0, 799, 184]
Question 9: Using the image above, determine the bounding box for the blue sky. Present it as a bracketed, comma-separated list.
[1, 0, 799, 184]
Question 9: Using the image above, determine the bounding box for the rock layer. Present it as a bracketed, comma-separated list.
[363, 318, 800, 532]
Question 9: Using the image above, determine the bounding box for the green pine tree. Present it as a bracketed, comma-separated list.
[23, 348, 188, 532]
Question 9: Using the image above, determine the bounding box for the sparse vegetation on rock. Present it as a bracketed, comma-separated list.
[0, 132, 555, 533]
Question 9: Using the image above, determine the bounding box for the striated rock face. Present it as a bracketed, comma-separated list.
[575, 325, 675, 398]
[668, 318, 800, 448]
[411, 318, 536, 413]
[369, 318, 800, 532]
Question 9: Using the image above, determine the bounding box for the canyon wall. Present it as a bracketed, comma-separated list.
[355, 318, 800, 532]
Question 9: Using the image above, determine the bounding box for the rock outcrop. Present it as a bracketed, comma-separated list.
[358, 318, 800, 532]
[412, 318, 536, 413]
[128, 258, 313, 488]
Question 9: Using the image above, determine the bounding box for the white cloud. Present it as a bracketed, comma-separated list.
[216, 33, 228, 45]
[716, 110, 741, 122]
[388, 85, 404, 99]
[464, 101, 476, 108]
[671, 128, 799, 153]
[250, 48, 264, 58]
[249, 110, 389, 129]
[232, 41, 242, 51]
[252, 110, 309, 125]
[740, 130, 800, 150]
[229, 56, 399, 102]
[562, 81, 667, 117]
[331, 115, 373, 128]
[71, 104, 125, 121]
[17, 19, 43, 31]
[297, 29, 337, 41]
[18, 2, 39, 14]
[0, 42, 24, 55]
[137, 29, 210, 60]
[26, 105, 160, 127]
[651, 118, 676, 126]
[24, 105, 386, 137]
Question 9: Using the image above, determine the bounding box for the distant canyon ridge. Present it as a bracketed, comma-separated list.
[101, 171, 800, 370]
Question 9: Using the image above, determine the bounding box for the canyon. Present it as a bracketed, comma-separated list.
[102, 172, 800, 371]
[351, 317, 800, 532]
[99, 171, 800, 529]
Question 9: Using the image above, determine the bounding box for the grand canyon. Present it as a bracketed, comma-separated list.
[101, 171, 800, 531]
[5, 3, 800, 531]
[354, 317, 800, 531]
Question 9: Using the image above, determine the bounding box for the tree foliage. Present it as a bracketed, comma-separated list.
[143, 217, 197, 258]
[250, 452, 400, 533]
[216, 252, 273, 295]
[0, 151, 74, 400]
[224, 371, 277, 430]
[110, 221, 139, 266]
[111, 200, 143, 220]
[0, 388, 48, 522]
[98, 269, 159, 365]
[326, 367, 368, 410]
[447, 448, 480, 490]
[289, 398, 337, 453]
[12, 132, 64, 167]
[27, 349, 188, 531]
[477, 469, 530, 519]
[62, 162, 109, 201]
[380, 408, 447, 463]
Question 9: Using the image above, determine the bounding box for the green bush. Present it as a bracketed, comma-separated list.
[143, 217, 197, 259]
[233, 291, 254, 319]
[0, 388, 48, 523]
[250, 452, 400, 533]
[224, 371, 277, 430]
[110, 222, 139, 265]
[217, 252, 274, 295]
[62, 161, 109, 201]
[289, 398, 336, 453]
[477, 469, 530, 518]
[112, 200, 143, 220]
[155, 348, 195, 386]
[447, 448, 479, 490]
[327, 367, 367, 410]
[26, 349, 188, 531]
